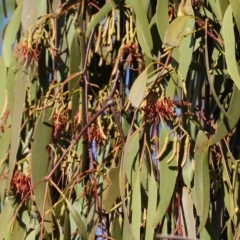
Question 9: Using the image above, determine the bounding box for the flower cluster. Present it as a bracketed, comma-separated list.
[141, 97, 176, 123]
[15, 39, 40, 66]
[11, 170, 31, 200]
[89, 125, 106, 147]
[53, 112, 70, 138]
[191, 0, 202, 10]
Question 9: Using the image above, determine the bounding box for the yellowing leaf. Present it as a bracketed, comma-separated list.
[163, 16, 191, 48]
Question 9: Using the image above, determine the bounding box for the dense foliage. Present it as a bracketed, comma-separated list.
[0, 0, 240, 239]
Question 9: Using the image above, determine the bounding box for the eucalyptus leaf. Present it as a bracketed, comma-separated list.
[163, 16, 192, 48]
[128, 68, 148, 108]
[193, 130, 210, 233]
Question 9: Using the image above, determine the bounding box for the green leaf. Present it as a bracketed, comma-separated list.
[145, 171, 157, 238]
[103, 165, 120, 212]
[69, 32, 81, 125]
[125, 131, 140, 187]
[131, 172, 141, 240]
[111, 216, 122, 240]
[208, 0, 228, 25]
[21, 0, 38, 34]
[131, 0, 153, 51]
[12, 218, 26, 240]
[210, 84, 240, 145]
[86, 201, 99, 240]
[128, 68, 148, 108]
[0, 57, 7, 117]
[2, 3, 22, 67]
[136, 22, 158, 61]
[223, 5, 240, 91]
[63, 211, 71, 240]
[193, 130, 210, 233]
[156, 0, 169, 42]
[0, 197, 15, 239]
[51, 181, 88, 240]
[229, 0, 240, 33]
[31, 107, 53, 233]
[178, 12, 195, 88]
[152, 142, 177, 225]
[182, 187, 196, 238]
[163, 16, 192, 48]
[7, 66, 28, 190]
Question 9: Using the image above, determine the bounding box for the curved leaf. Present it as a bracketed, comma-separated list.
[128, 68, 147, 108]
[210, 84, 240, 145]
[131, 0, 153, 51]
[229, 0, 240, 33]
[156, 0, 169, 42]
[223, 5, 240, 91]
[2, 3, 22, 67]
[31, 107, 53, 233]
[193, 130, 210, 233]
[152, 142, 177, 226]
[131, 172, 141, 240]
[163, 16, 192, 48]
[145, 171, 157, 238]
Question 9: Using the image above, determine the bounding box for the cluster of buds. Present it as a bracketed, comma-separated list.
[53, 112, 70, 138]
[141, 97, 176, 124]
[191, 0, 202, 10]
[121, 42, 144, 70]
[15, 38, 39, 66]
[88, 124, 106, 147]
[11, 170, 31, 200]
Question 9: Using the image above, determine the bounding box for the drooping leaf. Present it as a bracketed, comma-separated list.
[223, 5, 240, 91]
[21, 0, 38, 35]
[103, 164, 120, 212]
[128, 68, 148, 108]
[0, 197, 15, 239]
[111, 215, 122, 240]
[193, 130, 210, 233]
[7, 66, 28, 189]
[210, 84, 240, 145]
[156, 0, 169, 42]
[131, 171, 141, 240]
[131, 0, 153, 51]
[152, 142, 177, 225]
[2, 3, 22, 67]
[229, 0, 240, 33]
[31, 107, 53, 233]
[182, 187, 196, 238]
[178, 5, 194, 88]
[163, 16, 192, 48]
[145, 170, 157, 238]
[86, 201, 99, 240]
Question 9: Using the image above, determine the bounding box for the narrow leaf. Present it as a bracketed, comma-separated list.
[229, 0, 240, 33]
[2, 3, 22, 67]
[131, 172, 141, 240]
[31, 107, 53, 233]
[152, 142, 177, 225]
[131, 0, 153, 51]
[210, 84, 240, 145]
[193, 130, 210, 233]
[223, 5, 240, 91]
[7, 67, 27, 189]
[145, 171, 157, 238]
